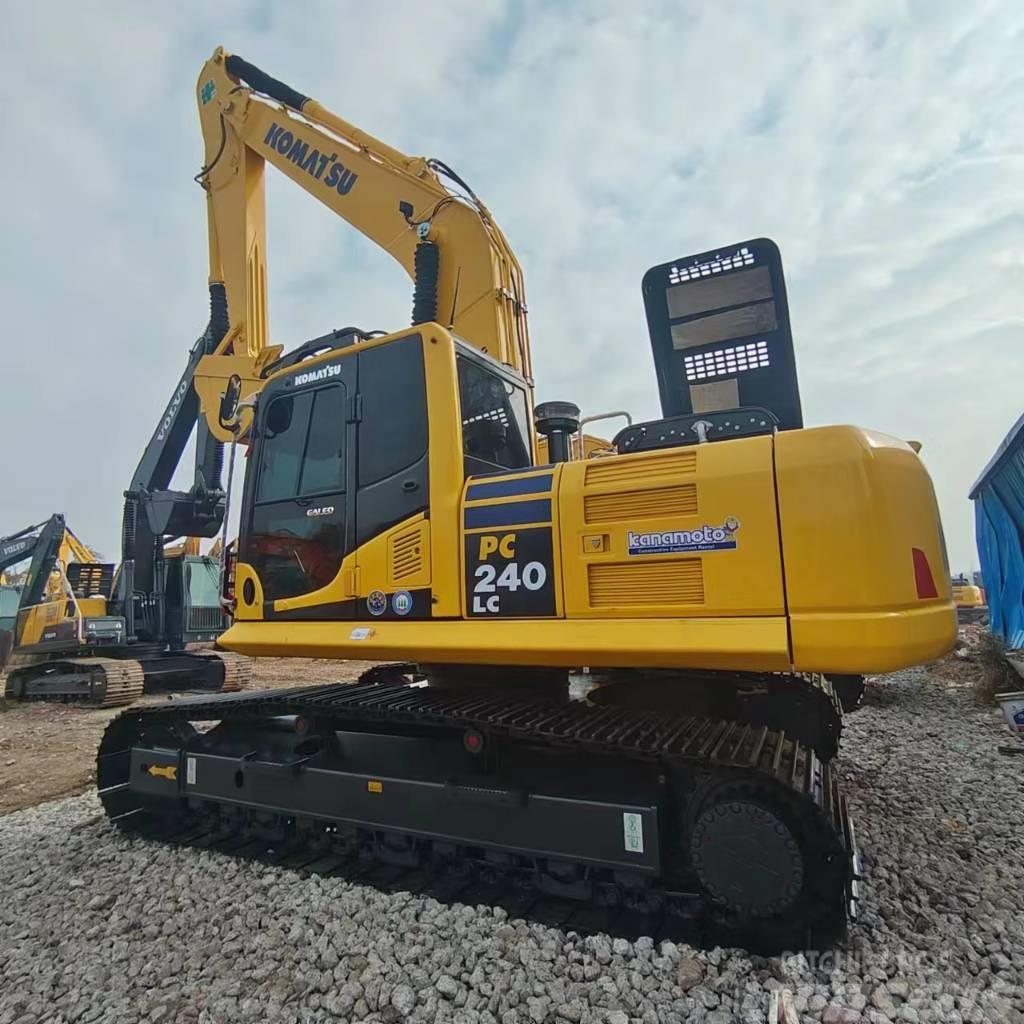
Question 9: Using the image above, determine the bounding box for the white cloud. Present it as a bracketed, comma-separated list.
[1, 0, 1020, 577]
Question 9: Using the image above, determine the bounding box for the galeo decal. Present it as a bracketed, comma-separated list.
[628, 517, 741, 556]
[305, 505, 335, 518]
[264, 122, 358, 196]
[293, 363, 341, 387]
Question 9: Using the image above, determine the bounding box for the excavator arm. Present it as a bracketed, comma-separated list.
[59, 526, 98, 568]
[192, 49, 531, 441]
[0, 515, 67, 610]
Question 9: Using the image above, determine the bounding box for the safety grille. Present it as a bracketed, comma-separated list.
[187, 605, 225, 633]
[585, 449, 697, 487]
[389, 525, 425, 583]
[67, 563, 115, 599]
[684, 339, 770, 381]
[584, 484, 698, 524]
[588, 559, 704, 607]
[668, 246, 755, 284]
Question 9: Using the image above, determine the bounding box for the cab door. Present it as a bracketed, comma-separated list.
[243, 362, 356, 610]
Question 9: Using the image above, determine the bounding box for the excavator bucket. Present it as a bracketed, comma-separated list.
[642, 237, 802, 429]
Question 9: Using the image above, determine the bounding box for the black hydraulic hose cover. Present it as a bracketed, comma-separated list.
[121, 498, 138, 561]
[412, 241, 440, 325]
[207, 282, 229, 350]
[224, 55, 309, 111]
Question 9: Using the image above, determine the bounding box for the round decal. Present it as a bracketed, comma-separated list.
[392, 590, 413, 616]
[366, 590, 388, 616]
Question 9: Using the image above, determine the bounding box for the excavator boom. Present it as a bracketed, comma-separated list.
[193, 49, 531, 441]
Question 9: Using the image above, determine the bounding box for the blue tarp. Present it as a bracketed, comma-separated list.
[970, 413, 1024, 648]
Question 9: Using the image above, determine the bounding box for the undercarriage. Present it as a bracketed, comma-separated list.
[97, 666, 859, 952]
[4, 648, 250, 707]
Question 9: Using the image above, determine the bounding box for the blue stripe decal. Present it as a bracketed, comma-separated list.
[467, 463, 555, 480]
[464, 499, 552, 529]
[466, 473, 554, 501]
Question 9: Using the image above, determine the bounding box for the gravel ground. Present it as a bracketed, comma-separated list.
[1, 665, 1022, 1024]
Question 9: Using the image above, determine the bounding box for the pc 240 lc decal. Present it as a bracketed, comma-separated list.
[627, 517, 740, 556]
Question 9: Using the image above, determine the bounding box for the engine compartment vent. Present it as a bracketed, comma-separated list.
[585, 484, 698, 524]
[588, 559, 704, 608]
[388, 522, 428, 585]
[585, 448, 697, 487]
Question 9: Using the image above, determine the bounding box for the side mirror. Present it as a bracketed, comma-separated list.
[218, 375, 243, 430]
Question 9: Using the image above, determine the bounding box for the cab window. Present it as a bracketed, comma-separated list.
[457, 357, 532, 474]
[256, 387, 346, 503]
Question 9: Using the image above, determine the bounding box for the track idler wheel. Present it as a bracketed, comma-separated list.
[96, 714, 198, 830]
[685, 781, 848, 951]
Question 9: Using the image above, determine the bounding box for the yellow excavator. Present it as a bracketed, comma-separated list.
[97, 49, 956, 951]
[2, 513, 248, 705]
[1, 517, 101, 671]
[950, 574, 987, 624]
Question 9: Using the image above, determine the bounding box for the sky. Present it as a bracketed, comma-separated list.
[1, 0, 1021, 574]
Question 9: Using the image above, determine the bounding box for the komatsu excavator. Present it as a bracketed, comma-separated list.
[97, 50, 956, 951]
[1, 511, 248, 705]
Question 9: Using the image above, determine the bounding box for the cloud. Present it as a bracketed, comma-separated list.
[1, 0, 1020, 582]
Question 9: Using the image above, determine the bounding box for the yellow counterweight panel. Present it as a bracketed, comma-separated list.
[775, 425, 957, 673]
[224, 615, 791, 672]
[558, 438, 785, 619]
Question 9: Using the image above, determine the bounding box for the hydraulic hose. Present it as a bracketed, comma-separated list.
[201, 282, 230, 492]
[411, 241, 440, 325]
[224, 55, 309, 112]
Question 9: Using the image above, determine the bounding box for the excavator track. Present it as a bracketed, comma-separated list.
[97, 671, 860, 952]
[192, 650, 252, 692]
[6, 656, 145, 707]
[588, 670, 845, 761]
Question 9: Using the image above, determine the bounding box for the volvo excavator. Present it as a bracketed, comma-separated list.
[1, 516, 107, 672]
[96, 49, 957, 951]
[1, 512, 249, 706]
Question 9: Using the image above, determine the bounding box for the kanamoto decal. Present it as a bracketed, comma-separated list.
[628, 517, 741, 555]
[293, 364, 341, 387]
[263, 122, 358, 196]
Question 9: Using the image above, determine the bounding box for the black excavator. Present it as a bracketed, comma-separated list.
[3, 310, 251, 707]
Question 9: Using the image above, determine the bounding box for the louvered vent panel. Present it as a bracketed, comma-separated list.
[389, 526, 425, 583]
[588, 559, 704, 607]
[585, 449, 697, 487]
[584, 484, 698, 524]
